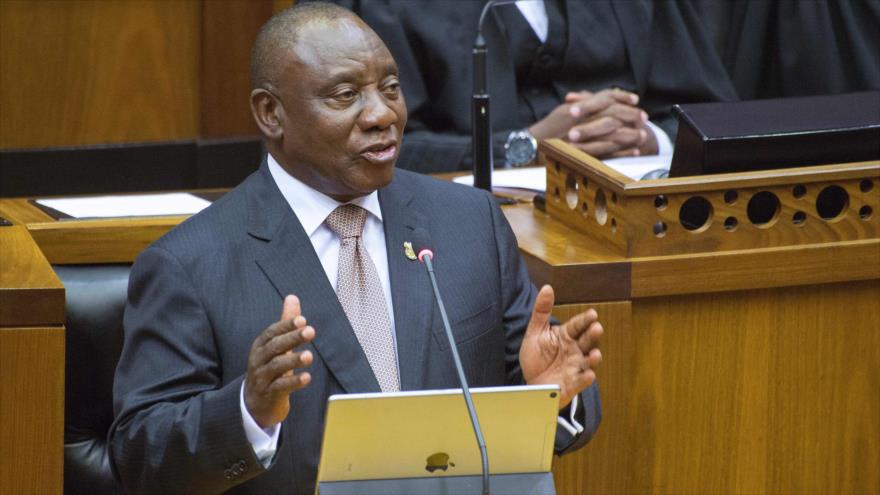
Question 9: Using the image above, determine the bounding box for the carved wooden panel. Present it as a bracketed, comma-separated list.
[541, 140, 880, 257]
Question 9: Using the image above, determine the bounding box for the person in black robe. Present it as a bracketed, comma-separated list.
[327, 0, 738, 173]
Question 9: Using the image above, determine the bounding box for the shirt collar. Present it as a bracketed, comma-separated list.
[267, 153, 383, 237]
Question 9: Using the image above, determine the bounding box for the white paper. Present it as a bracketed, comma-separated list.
[452, 154, 673, 192]
[36, 192, 212, 219]
[453, 166, 546, 191]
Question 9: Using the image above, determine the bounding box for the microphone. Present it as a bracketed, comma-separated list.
[472, 0, 520, 192]
[418, 248, 490, 495]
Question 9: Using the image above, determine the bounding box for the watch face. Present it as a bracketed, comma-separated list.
[506, 132, 537, 166]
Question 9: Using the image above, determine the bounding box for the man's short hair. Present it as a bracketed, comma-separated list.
[250, 1, 356, 91]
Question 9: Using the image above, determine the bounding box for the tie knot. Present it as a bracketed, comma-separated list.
[325, 204, 367, 239]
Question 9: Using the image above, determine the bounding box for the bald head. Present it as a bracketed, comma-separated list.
[250, 2, 363, 91]
[247, 2, 406, 202]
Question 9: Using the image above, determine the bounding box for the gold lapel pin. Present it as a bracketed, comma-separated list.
[403, 241, 417, 261]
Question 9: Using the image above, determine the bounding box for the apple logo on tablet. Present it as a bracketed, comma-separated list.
[425, 452, 455, 473]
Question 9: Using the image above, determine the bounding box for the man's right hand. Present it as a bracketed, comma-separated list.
[244, 295, 315, 429]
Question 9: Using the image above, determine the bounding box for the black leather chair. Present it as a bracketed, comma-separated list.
[56, 265, 131, 495]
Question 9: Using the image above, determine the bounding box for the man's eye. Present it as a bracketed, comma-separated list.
[334, 90, 357, 101]
[383, 82, 400, 96]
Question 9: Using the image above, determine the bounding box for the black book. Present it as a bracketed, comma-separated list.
[669, 91, 880, 177]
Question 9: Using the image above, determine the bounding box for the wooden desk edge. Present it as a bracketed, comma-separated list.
[7, 196, 878, 303]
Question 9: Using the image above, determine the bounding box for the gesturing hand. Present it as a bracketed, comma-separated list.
[244, 295, 316, 428]
[519, 285, 603, 409]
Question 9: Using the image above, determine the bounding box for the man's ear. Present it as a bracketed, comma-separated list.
[250, 88, 284, 140]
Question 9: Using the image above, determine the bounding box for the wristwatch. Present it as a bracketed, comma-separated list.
[504, 129, 538, 167]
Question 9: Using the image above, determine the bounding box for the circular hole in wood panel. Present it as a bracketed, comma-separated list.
[679, 196, 713, 232]
[860, 179, 873, 193]
[816, 185, 849, 221]
[654, 194, 668, 210]
[792, 184, 807, 199]
[653, 221, 667, 237]
[595, 189, 608, 225]
[747, 191, 780, 228]
[581, 201, 589, 216]
[723, 190, 738, 205]
[860, 205, 873, 220]
[565, 173, 579, 210]
[792, 211, 807, 225]
[724, 216, 738, 231]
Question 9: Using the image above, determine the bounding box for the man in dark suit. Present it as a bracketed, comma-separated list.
[109, 3, 602, 494]
[332, 0, 738, 172]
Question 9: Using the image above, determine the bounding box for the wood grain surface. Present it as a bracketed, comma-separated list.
[1, 0, 199, 148]
[0, 199, 55, 225]
[27, 216, 184, 264]
[200, 0, 275, 137]
[549, 301, 633, 495]
[0, 226, 64, 326]
[541, 140, 880, 257]
[0, 326, 65, 495]
[552, 281, 879, 495]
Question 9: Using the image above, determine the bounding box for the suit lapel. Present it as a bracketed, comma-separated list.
[247, 163, 381, 393]
[378, 176, 434, 391]
[608, 0, 653, 95]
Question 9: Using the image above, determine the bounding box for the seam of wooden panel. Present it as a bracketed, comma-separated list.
[630, 239, 880, 297]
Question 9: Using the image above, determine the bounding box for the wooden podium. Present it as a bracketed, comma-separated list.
[0, 225, 65, 495]
[0, 141, 877, 493]
[520, 140, 879, 495]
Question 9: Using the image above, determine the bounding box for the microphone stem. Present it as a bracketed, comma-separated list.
[423, 256, 490, 495]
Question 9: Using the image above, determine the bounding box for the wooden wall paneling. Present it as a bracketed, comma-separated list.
[0, 0, 200, 149]
[551, 281, 879, 495]
[550, 301, 633, 495]
[0, 327, 65, 495]
[199, 0, 276, 138]
[0, 225, 65, 495]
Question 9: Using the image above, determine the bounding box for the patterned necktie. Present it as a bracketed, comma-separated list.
[325, 204, 400, 392]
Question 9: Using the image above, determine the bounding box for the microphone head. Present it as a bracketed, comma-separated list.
[417, 249, 434, 263]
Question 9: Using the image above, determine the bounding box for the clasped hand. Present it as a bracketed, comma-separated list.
[529, 87, 658, 159]
[519, 285, 603, 409]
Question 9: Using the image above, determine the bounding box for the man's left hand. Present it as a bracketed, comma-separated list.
[519, 285, 603, 409]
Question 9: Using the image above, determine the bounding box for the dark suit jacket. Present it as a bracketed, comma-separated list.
[333, 0, 738, 173]
[109, 164, 600, 494]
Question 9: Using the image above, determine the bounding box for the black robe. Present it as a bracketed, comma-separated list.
[331, 0, 738, 173]
[691, 0, 880, 100]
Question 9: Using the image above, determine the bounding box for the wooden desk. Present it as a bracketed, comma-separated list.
[1, 188, 878, 494]
[515, 204, 879, 495]
[0, 224, 65, 495]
